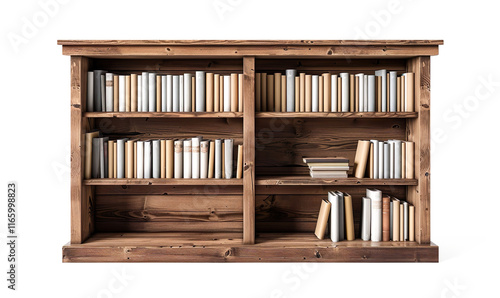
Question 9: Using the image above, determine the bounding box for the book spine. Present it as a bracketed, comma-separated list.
[116, 139, 126, 179]
[311, 75, 319, 112]
[409, 205, 415, 241]
[370, 140, 379, 179]
[330, 74, 337, 112]
[318, 76, 324, 112]
[328, 192, 340, 242]
[224, 139, 233, 179]
[298, 73, 304, 112]
[382, 196, 390, 241]
[126, 75, 131, 112]
[155, 76, 161, 112]
[305, 74, 312, 112]
[183, 139, 192, 178]
[389, 71, 397, 112]
[403, 201, 409, 241]
[378, 141, 384, 179]
[179, 75, 184, 112]
[191, 137, 200, 179]
[286, 69, 296, 112]
[206, 73, 214, 112]
[136, 141, 144, 179]
[152, 140, 160, 178]
[214, 139, 222, 179]
[337, 191, 345, 241]
[356, 74, 364, 112]
[208, 141, 215, 178]
[236, 144, 243, 179]
[354, 140, 371, 178]
[160, 76, 167, 112]
[131, 74, 138, 112]
[94, 70, 106, 112]
[141, 72, 148, 112]
[314, 199, 331, 240]
[261, 73, 267, 112]
[406, 73, 415, 112]
[231, 73, 238, 112]
[223, 75, 231, 112]
[166, 140, 174, 179]
[174, 140, 183, 178]
[87, 72, 94, 112]
[406, 141, 414, 179]
[340, 73, 349, 112]
[389, 200, 393, 240]
[344, 194, 355, 241]
[367, 188, 382, 242]
[143, 141, 152, 179]
[172, 75, 179, 112]
[214, 74, 221, 112]
[137, 75, 142, 112]
[91, 138, 99, 178]
[192, 76, 196, 111]
[361, 197, 371, 241]
[274, 73, 281, 112]
[367, 75, 376, 112]
[200, 140, 209, 179]
[118, 75, 125, 112]
[165, 75, 172, 112]
[394, 140, 402, 179]
[383, 142, 390, 179]
[108, 140, 114, 178]
[105, 73, 113, 112]
[148, 73, 156, 112]
[349, 74, 355, 112]
[393, 199, 400, 241]
[195, 71, 206, 112]
[280, 75, 285, 112]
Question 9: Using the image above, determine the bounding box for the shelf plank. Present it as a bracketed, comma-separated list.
[84, 178, 243, 186]
[62, 232, 438, 262]
[84, 112, 243, 118]
[256, 112, 418, 118]
[255, 176, 418, 186]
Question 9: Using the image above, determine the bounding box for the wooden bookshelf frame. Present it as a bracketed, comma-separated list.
[60, 40, 442, 262]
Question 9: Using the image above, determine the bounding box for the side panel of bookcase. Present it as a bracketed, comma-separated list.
[71, 56, 94, 244]
[406, 56, 431, 244]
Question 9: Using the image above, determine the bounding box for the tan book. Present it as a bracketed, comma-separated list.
[368, 142, 374, 178]
[401, 75, 405, 112]
[305, 74, 312, 112]
[192, 76, 196, 112]
[156, 76, 161, 112]
[344, 193, 355, 241]
[314, 199, 331, 240]
[409, 205, 415, 241]
[322, 73, 331, 112]
[391, 198, 400, 241]
[238, 74, 243, 112]
[401, 142, 406, 179]
[396, 77, 401, 112]
[108, 140, 114, 178]
[294, 76, 300, 112]
[337, 76, 342, 112]
[113, 142, 117, 178]
[125, 75, 131, 112]
[354, 140, 371, 178]
[208, 140, 215, 178]
[219, 75, 224, 112]
[131, 74, 138, 112]
[166, 139, 174, 178]
[349, 74, 355, 112]
[266, 74, 274, 112]
[84, 131, 100, 179]
[376, 76, 382, 112]
[160, 140, 166, 178]
[230, 73, 238, 112]
[355, 76, 359, 112]
[299, 73, 305, 112]
[399, 204, 404, 241]
[214, 74, 220, 112]
[318, 76, 324, 112]
[255, 73, 261, 112]
[405, 141, 414, 179]
[406, 73, 415, 112]
[126, 140, 134, 178]
[281, 75, 286, 112]
[261, 73, 267, 112]
[382, 195, 391, 241]
[236, 144, 243, 179]
[206, 73, 214, 112]
[113, 75, 119, 112]
[221, 142, 225, 179]
[274, 73, 281, 112]
[133, 141, 137, 178]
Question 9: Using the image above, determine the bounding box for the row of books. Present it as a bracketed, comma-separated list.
[353, 140, 414, 179]
[87, 71, 243, 113]
[303, 157, 349, 178]
[84, 132, 243, 180]
[315, 189, 414, 242]
[255, 70, 414, 113]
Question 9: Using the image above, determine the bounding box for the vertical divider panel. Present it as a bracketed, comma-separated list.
[406, 56, 431, 244]
[243, 57, 256, 244]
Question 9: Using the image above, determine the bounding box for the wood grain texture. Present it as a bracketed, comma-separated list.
[85, 112, 243, 118]
[256, 112, 417, 118]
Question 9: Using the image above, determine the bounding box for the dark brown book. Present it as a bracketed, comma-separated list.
[382, 195, 391, 241]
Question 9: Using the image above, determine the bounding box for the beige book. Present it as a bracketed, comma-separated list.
[397, 77, 401, 112]
[160, 140, 166, 178]
[208, 141, 215, 178]
[113, 75, 119, 112]
[236, 144, 243, 179]
[305, 74, 312, 112]
[401, 142, 406, 179]
[230, 73, 238, 112]
[133, 141, 137, 178]
[392, 198, 400, 241]
[261, 73, 267, 112]
[238, 74, 243, 112]
[131, 74, 138, 112]
[354, 140, 371, 178]
[368, 142, 374, 178]
[124, 140, 128, 177]
[266, 74, 274, 112]
[344, 193, 355, 241]
[219, 75, 224, 112]
[314, 199, 331, 240]
[108, 140, 114, 178]
[255, 73, 261, 112]
[299, 73, 305, 112]
[350, 74, 355, 112]
[405, 141, 415, 179]
[125, 75, 131, 112]
[386, 73, 390, 112]
[281, 75, 286, 112]
[84, 131, 100, 179]
[376, 76, 382, 112]
[206, 73, 214, 112]
[166, 139, 174, 178]
[409, 205, 415, 241]
[156, 76, 161, 112]
[214, 74, 220, 112]
[355, 76, 359, 112]
[318, 76, 324, 112]
[113, 142, 117, 178]
[401, 75, 405, 112]
[221, 142, 225, 179]
[192, 76, 196, 112]
[322, 73, 330, 112]
[399, 204, 404, 241]
[274, 73, 281, 112]
[126, 140, 134, 178]
[294, 76, 300, 112]
[337, 77, 342, 112]
[406, 73, 415, 112]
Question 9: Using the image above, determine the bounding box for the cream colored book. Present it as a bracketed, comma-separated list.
[238, 74, 243, 112]
[299, 73, 305, 112]
[274, 73, 281, 112]
[113, 75, 119, 112]
[131, 74, 137, 112]
[84, 131, 100, 179]
[206, 73, 214, 112]
[255, 73, 261, 112]
[126, 140, 134, 178]
[405, 72, 415, 112]
[396, 76, 401, 112]
[208, 140, 215, 178]
[160, 140, 166, 178]
[221, 142, 225, 179]
[113, 142, 117, 178]
[354, 140, 371, 178]
[108, 140, 114, 178]
[219, 75, 224, 112]
[314, 199, 331, 240]
[214, 74, 220, 112]
[350, 74, 355, 112]
[392, 198, 400, 241]
[399, 204, 404, 240]
[405, 141, 414, 179]
[294, 76, 299, 112]
[231, 73, 238, 112]
[305, 74, 312, 112]
[236, 144, 243, 179]
[267, 74, 274, 112]
[401, 75, 405, 112]
[318, 76, 324, 112]
[401, 141, 406, 179]
[261, 73, 267, 112]
[156, 76, 161, 112]
[409, 205, 415, 241]
[166, 140, 174, 179]
[337, 76, 342, 112]
[125, 75, 131, 112]
[281, 75, 286, 112]
[134, 141, 137, 178]
[368, 142, 374, 178]
[344, 193, 355, 241]
[322, 73, 330, 112]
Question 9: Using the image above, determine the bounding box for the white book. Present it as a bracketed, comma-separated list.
[166, 75, 173, 112]
[361, 197, 371, 241]
[367, 75, 376, 112]
[286, 69, 297, 112]
[363, 75, 368, 112]
[383, 142, 390, 179]
[152, 140, 160, 178]
[105, 73, 114, 112]
[331, 74, 338, 112]
[195, 71, 206, 112]
[137, 75, 142, 112]
[224, 139, 233, 179]
[174, 140, 183, 178]
[141, 72, 149, 112]
[340, 73, 350, 112]
[144, 141, 152, 179]
[118, 75, 126, 112]
[388, 140, 395, 178]
[183, 139, 192, 178]
[87, 71, 94, 112]
[136, 141, 144, 179]
[375, 69, 387, 112]
[356, 74, 364, 112]
[184, 73, 192, 112]
[394, 140, 402, 179]
[191, 137, 201, 179]
[402, 73, 407, 112]
[328, 191, 340, 242]
[148, 73, 156, 112]
[389, 71, 397, 112]
[161, 76, 167, 112]
[370, 140, 379, 179]
[367, 188, 382, 242]
[172, 75, 180, 112]
[200, 140, 209, 178]
[403, 201, 409, 241]
[215, 139, 222, 179]
[179, 75, 184, 112]
[116, 138, 127, 179]
[223, 75, 231, 112]
[311, 75, 319, 112]
[378, 141, 384, 179]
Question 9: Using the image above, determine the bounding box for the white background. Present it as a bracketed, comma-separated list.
[1, 0, 498, 297]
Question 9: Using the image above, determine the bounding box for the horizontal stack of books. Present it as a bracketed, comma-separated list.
[87, 71, 243, 113]
[84, 132, 243, 180]
[303, 157, 349, 178]
[255, 69, 414, 113]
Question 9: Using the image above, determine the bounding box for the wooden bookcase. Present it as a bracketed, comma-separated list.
[59, 40, 442, 262]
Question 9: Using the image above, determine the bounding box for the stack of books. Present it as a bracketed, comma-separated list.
[303, 157, 349, 178]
